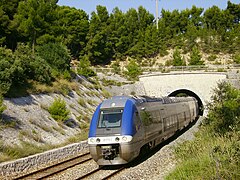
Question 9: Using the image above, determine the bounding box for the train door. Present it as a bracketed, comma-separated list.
[160, 109, 166, 133]
[135, 108, 145, 145]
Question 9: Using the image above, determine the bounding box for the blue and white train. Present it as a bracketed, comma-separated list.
[88, 95, 199, 165]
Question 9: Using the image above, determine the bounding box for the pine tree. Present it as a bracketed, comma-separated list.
[189, 46, 204, 65]
[77, 55, 96, 77]
[172, 47, 185, 66]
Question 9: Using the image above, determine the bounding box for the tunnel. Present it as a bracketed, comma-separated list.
[168, 89, 204, 116]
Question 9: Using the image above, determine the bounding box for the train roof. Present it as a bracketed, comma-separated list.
[100, 96, 130, 109]
[132, 95, 195, 103]
[100, 96, 196, 109]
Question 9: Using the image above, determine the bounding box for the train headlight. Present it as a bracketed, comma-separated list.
[90, 138, 95, 143]
[115, 137, 120, 142]
[122, 136, 127, 141]
[96, 138, 100, 143]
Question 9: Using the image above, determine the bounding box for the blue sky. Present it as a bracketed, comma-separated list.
[57, 0, 240, 16]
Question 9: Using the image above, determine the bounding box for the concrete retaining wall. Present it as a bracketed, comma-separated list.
[139, 72, 227, 105]
[0, 141, 88, 178]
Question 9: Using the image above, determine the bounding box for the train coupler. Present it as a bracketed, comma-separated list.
[101, 145, 119, 160]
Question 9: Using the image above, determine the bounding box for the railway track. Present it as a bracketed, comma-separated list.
[12, 121, 199, 180]
[76, 165, 125, 179]
[14, 152, 92, 179]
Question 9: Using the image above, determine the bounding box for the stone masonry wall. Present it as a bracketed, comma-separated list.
[0, 141, 88, 179]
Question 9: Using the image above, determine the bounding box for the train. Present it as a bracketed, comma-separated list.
[88, 95, 200, 165]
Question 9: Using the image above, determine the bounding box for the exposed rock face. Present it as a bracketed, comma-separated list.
[0, 83, 104, 148]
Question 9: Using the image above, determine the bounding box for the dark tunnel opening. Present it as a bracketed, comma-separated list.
[168, 89, 204, 116]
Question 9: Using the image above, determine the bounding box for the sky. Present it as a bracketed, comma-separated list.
[57, 0, 240, 17]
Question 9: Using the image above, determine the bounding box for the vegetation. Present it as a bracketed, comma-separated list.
[101, 78, 122, 87]
[166, 82, 240, 179]
[0, 1, 239, 96]
[110, 60, 121, 74]
[0, 128, 89, 162]
[65, 130, 89, 144]
[0, 1, 239, 166]
[36, 42, 71, 73]
[125, 59, 142, 80]
[78, 97, 87, 107]
[48, 98, 70, 122]
[77, 55, 96, 77]
[172, 47, 186, 66]
[0, 140, 56, 163]
[189, 46, 204, 65]
[233, 53, 240, 64]
[0, 95, 6, 115]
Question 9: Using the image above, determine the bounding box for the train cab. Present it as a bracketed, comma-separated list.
[88, 96, 141, 165]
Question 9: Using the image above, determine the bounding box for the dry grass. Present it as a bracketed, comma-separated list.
[28, 79, 79, 95]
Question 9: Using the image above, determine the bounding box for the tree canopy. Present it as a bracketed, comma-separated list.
[0, 1, 239, 96]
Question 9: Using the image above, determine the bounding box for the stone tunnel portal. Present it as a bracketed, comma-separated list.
[168, 89, 204, 116]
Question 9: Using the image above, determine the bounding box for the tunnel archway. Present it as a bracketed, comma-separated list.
[168, 89, 204, 116]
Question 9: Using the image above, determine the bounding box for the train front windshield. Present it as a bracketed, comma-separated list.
[98, 109, 123, 128]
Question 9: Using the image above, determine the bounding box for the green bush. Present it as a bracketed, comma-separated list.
[166, 82, 240, 179]
[166, 130, 240, 180]
[36, 42, 71, 72]
[78, 98, 87, 107]
[172, 47, 186, 66]
[204, 82, 240, 134]
[62, 70, 72, 80]
[101, 78, 122, 86]
[110, 60, 121, 74]
[189, 46, 204, 65]
[125, 59, 142, 80]
[29, 56, 53, 84]
[0, 47, 14, 95]
[208, 54, 217, 61]
[77, 55, 96, 77]
[164, 59, 173, 66]
[48, 98, 70, 122]
[233, 53, 240, 64]
[0, 96, 6, 115]
[1, 44, 54, 96]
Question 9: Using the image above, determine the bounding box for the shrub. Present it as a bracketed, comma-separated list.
[125, 59, 142, 80]
[0, 96, 6, 116]
[0, 47, 14, 94]
[204, 82, 240, 134]
[166, 82, 240, 180]
[166, 129, 240, 180]
[36, 42, 71, 72]
[217, 68, 226, 72]
[172, 47, 186, 66]
[165, 59, 173, 66]
[208, 54, 217, 61]
[110, 60, 121, 74]
[77, 55, 96, 77]
[189, 46, 204, 65]
[62, 70, 72, 80]
[29, 56, 53, 84]
[3, 44, 54, 96]
[233, 53, 240, 64]
[102, 89, 111, 98]
[78, 98, 87, 107]
[101, 78, 122, 86]
[48, 98, 70, 122]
